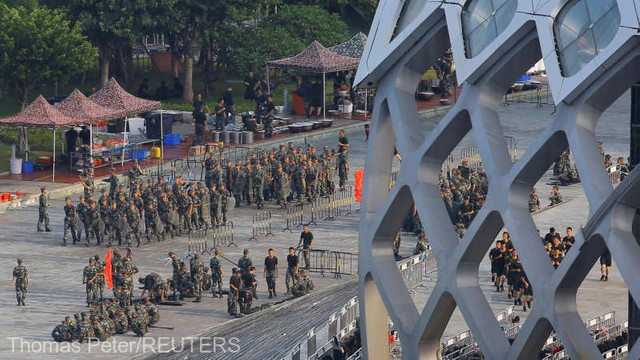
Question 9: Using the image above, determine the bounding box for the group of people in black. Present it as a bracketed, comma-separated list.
[137, 77, 183, 100]
[489, 232, 534, 312]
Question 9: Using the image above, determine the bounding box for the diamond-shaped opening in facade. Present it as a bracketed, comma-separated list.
[552, 233, 629, 358]
[439, 123, 489, 236]
[371, 184, 439, 316]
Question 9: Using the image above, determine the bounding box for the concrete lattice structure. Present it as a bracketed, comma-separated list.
[356, 0, 640, 358]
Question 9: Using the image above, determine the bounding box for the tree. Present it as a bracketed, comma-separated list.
[225, 5, 350, 76]
[0, 4, 95, 152]
[60, 0, 139, 88]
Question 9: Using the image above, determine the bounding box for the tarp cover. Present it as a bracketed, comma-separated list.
[56, 88, 123, 123]
[90, 78, 161, 116]
[0, 95, 81, 128]
[267, 40, 359, 73]
[328, 32, 367, 59]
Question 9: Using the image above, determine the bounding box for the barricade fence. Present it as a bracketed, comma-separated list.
[283, 202, 304, 232]
[211, 221, 235, 248]
[331, 186, 353, 218]
[296, 249, 357, 278]
[187, 229, 209, 255]
[503, 83, 554, 106]
[249, 210, 274, 241]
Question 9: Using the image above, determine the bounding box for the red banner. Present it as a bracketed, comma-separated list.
[104, 248, 113, 289]
[354, 168, 364, 203]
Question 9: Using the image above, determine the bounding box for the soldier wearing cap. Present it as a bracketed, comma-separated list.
[12, 258, 29, 306]
[62, 196, 79, 245]
[37, 187, 51, 232]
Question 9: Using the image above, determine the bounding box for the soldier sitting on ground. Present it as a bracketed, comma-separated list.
[528, 188, 540, 213]
[549, 186, 563, 206]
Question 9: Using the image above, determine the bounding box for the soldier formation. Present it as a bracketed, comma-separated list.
[439, 162, 489, 235]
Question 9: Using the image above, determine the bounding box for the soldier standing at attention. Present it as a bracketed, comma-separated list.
[37, 187, 51, 232]
[337, 129, 349, 153]
[81, 169, 95, 200]
[62, 197, 79, 246]
[210, 249, 225, 298]
[264, 248, 279, 298]
[83, 258, 98, 306]
[337, 149, 349, 189]
[252, 163, 265, 209]
[219, 184, 230, 226]
[529, 188, 540, 213]
[297, 225, 314, 270]
[12, 258, 29, 306]
[285, 247, 299, 295]
[94, 255, 106, 301]
[191, 254, 205, 302]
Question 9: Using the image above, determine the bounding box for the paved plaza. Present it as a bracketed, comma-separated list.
[0, 97, 633, 359]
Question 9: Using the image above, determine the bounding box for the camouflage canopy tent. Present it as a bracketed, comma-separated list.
[265, 40, 360, 119]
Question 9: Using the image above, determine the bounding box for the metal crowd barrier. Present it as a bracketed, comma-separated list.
[211, 221, 235, 248]
[283, 202, 304, 232]
[503, 83, 554, 106]
[459, 146, 482, 170]
[248, 210, 274, 241]
[296, 249, 357, 278]
[331, 186, 353, 217]
[608, 165, 622, 188]
[187, 229, 210, 254]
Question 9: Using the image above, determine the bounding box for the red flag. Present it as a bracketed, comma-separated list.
[354, 168, 364, 203]
[104, 248, 113, 289]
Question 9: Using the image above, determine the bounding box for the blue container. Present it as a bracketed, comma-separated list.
[22, 161, 34, 173]
[129, 149, 147, 161]
[164, 134, 181, 146]
[518, 75, 531, 82]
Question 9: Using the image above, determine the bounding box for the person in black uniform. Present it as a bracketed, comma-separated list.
[214, 98, 227, 131]
[337, 129, 349, 153]
[308, 79, 323, 118]
[222, 86, 235, 116]
[600, 248, 612, 281]
[489, 240, 502, 283]
[79, 126, 91, 147]
[65, 127, 78, 155]
[172, 77, 184, 98]
[285, 247, 299, 295]
[193, 93, 210, 113]
[297, 225, 314, 270]
[192, 107, 208, 146]
[264, 249, 279, 298]
[137, 78, 152, 98]
[244, 71, 257, 101]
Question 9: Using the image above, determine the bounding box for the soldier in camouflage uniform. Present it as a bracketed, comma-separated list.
[168, 251, 184, 299]
[338, 149, 349, 188]
[210, 249, 225, 298]
[77, 196, 91, 241]
[83, 258, 98, 306]
[128, 160, 144, 195]
[114, 308, 129, 334]
[130, 311, 147, 337]
[86, 201, 102, 246]
[145, 202, 163, 242]
[145, 300, 160, 325]
[549, 186, 563, 206]
[177, 190, 193, 234]
[189, 188, 203, 230]
[209, 185, 221, 227]
[305, 160, 318, 203]
[12, 258, 29, 306]
[77, 313, 94, 342]
[107, 168, 119, 200]
[292, 161, 306, 202]
[108, 202, 123, 246]
[125, 202, 143, 247]
[232, 161, 243, 206]
[219, 184, 230, 225]
[81, 170, 95, 200]
[529, 188, 541, 213]
[94, 255, 106, 301]
[243, 163, 253, 206]
[238, 249, 258, 299]
[62, 197, 79, 246]
[37, 187, 51, 232]
[273, 166, 290, 208]
[251, 163, 264, 209]
[191, 254, 205, 302]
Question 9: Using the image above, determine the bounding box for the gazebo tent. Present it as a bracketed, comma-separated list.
[0, 96, 84, 182]
[328, 32, 367, 59]
[90, 77, 163, 157]
[266, 40, 360, 119]
[56, 88, 124, 122]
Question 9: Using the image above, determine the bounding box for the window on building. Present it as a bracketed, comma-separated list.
[554, 0, 620, 77]
[462, 0, 518, 58]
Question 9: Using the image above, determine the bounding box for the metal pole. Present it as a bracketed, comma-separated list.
[364, 88, 368, 117]
[629, 81, 640, 348]
[266, 65, 271, 94]
[52, 128, 56, 183]
[323, 71, 326, 120]
[90, 123, 93, 160]
[160, 109, 164, 159]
